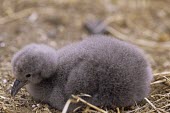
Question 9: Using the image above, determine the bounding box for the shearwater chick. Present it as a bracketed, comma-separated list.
[11, 35, 153, 111]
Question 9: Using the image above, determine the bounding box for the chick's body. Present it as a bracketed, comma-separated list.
[11, 35, 153, 111]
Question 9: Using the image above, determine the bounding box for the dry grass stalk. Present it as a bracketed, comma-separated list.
[72, 95, 108, 113]
[151, 72, 170, 85]
[0, 8, 34, 25]
[163, 76, 170, 83]
[151, 79, 167, 85]
[62, 95, 107, 113]
[144, 98, 161, 113]
[116, 107, 120, 113]
[154, 72, 170, 77]
[101, 16, 170, 50]
[62, 99, 74, 113]
[106, 26, 170, 49]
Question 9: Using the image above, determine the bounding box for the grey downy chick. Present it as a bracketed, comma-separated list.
[11, 35, 153, 111]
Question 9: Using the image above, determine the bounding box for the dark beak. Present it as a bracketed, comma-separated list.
[11, 79, 27, 96]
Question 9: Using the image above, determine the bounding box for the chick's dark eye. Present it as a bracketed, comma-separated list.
[26, 74, 31, 78]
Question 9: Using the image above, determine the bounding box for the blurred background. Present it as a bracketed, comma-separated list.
[0, 0, 170, 113]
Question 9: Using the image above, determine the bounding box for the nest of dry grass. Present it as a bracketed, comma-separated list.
[0, 0, 170, 113]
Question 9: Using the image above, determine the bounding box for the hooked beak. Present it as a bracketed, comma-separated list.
[11, 79, 27, 96]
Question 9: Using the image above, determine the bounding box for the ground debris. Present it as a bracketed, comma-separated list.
[0, 0, 170, 113]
